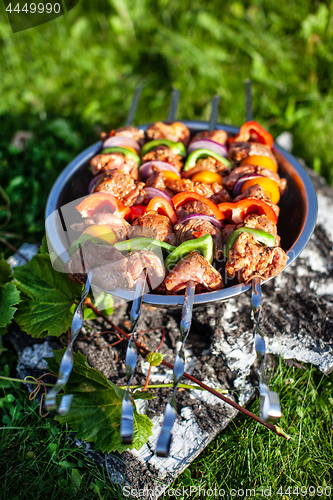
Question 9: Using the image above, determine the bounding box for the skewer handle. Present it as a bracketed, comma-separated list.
[45, 270, 93, 414]
[120, 277, 145, 444]
[251, 278, 281, 423]
[155, 281, 195, 457]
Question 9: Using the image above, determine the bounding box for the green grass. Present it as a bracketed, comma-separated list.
[1, 1, 333, 497]
[1, 347, 333, 499]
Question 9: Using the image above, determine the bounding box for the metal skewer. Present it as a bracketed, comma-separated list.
[121, 89, 181, 444]
[120, 277, 146, 443]
[167, 88, 180, 123]
[245, 79, 281, 422]
[245, 79, 253, 122]
[46, 87, 143, 414]
[156, 95, 221, 456]
[45, 270, 93, 413]
[252, 278, 281, 422]
[155, 280, 195, 456]
[125, 86, 142, 127]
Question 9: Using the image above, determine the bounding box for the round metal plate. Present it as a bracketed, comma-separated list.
[45, 121, 317, 307]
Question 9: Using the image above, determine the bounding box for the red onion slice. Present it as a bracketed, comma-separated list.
[143, 187, 173, 205]
[233, 174, 265, 197]
[139, 161, 180, 182]
[178, 214, 223, 230]
[88, 173, 104, 194]
[187, 139, 228, 157]
[103, 136, 140, 154]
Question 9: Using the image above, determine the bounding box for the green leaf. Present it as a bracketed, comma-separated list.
[0, 282, 20, 330]
[38, 236, 49, 255]
[133, 390, 156, 400]
[46, 350, 152, 453]
[146, 352, 165, 367]
[83, 292, 113, 320]
[13, 254, 82, 338]
[0, 258, 13, 286]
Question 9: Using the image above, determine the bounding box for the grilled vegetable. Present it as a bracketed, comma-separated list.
[183, 149, 231, 171]
[141, 139, 186, 158]
[164, 234, 214, 270]
[224, 228, 276, 258]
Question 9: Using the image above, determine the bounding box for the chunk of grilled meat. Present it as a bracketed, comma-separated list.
[233, 184, 280, 217]
[164, 252, 223, 293]
[165, 178, 231, 203]
[127, 251, 165, 291]
[146, 121, 190, 146]
[65, 241, 129, 289]
[141, 145, 183, 171]
[242, 214, 280, 246]
[90, 153, 139, 178]
[228, 141, 277, 165]
[94, 170, 145, 207]
[182, 156, 230, 179]
[175, 200, 215, 220]
[225, 232, 288, 283]
[191, 129, 228, 145]
[101, 126, 145, 146]
[174, 218, 223, 259]
[70, 213, 130, 241]
[131, 213, 177, 246]
[223, 165, 287, 194]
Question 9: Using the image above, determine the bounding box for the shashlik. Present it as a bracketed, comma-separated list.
[66, 120, 288, 293]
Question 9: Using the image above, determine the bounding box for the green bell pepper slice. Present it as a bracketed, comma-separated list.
[68, 233, 110, 256]
[183, 148, 231, 171]
[100, 147, 141, 166]
[141, 139, 187, 158]
[224, 228, 276, 258]
[114, 237, 175, 256]
[164, 234, 214, 271]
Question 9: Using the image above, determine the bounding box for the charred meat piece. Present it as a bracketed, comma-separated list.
[225, 232, 288, 283]
[209, 182, 232, 204]
[94, 170, 145, 206]
[233, 184, 280, 217]
[164, 252, 223, 293]
[164, 177, 231, 203]
[223, 165, 286, 194]
[242, 214, 280, 246]
[65, 241, 129, 289]
[144, 171, 174, 197]
[141, 145, 183, 171]
[175, 200, 215, 220]
[182, 156, 230, 178]
[165, 178, 213, 198]
[70, 213, 130, 241]
[101, 126, 145, 146]
[131, 213, 177, 246]
[127, 251, 165, 291]
[191, 129, 228, 145]
[90, 153, 139, 178]
[228, 141, 277, 165]
[146, 121, 190, 146]
[174, 218, 223, 260]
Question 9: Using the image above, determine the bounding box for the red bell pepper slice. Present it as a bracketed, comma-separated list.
[218, 199, 278, 225]
[172, 192, 225, 221]
[75, 193, 131, 221]
[130, 204, 146, 222]
[145, 197, 178, 224]
[234, 121, 274, 148]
